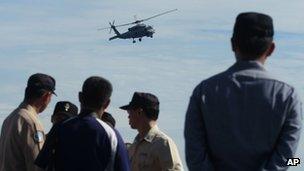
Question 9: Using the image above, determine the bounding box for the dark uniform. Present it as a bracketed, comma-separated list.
[57, 110, 130, 171]
[35, 101, 78, 171]
[184, 13, 302, 171]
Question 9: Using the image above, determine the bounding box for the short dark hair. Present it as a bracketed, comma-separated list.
[81, 76, 112, 109]
[232, 12, 274, 60]
[144, 108, 159, 120]
[232, 36, 273, 60]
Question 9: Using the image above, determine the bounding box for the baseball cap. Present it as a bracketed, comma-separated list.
[120, 92, 159, 111]
[52, 101, 78, 117]
[27, 73, 57, 96]
[233, 12, 274, 39]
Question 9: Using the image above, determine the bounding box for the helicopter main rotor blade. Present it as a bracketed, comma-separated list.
[98, 27, 111, 31]
[98, 23, 133, 30]
[139, 9, 177, 23]
[97, 9, 177, 31]
[110, 9, 177, 27]
[114, 22, 136, 27]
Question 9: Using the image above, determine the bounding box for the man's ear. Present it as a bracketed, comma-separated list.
[51, 115, 54, 123]
[41, 91, 51, 103]
[78, 92, 83, 104]
[231, 37, 236, 52]
[138, 108, 144, 114]
[266, 42, 275, 57]
[103, 99, 110, 110]
[136, 108, 145, 117]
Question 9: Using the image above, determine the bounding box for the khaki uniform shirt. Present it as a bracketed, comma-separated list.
[0, 102, 45, 171]
[128, 125, 183, 171]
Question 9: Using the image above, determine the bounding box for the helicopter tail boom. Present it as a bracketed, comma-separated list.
[109, 21, 121, 37]
[109, 36, 119, 41]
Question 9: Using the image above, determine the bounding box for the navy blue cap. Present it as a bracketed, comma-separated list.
[27, 73, 56, 96]
[233, 12, 274, 38]
[120, 92, 159, 111]
[53, 101, 78, 117]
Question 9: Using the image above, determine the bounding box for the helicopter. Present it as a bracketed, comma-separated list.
[98, 9, 177, 43]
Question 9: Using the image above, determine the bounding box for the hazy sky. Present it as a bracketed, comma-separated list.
[0, 1, 303, 170]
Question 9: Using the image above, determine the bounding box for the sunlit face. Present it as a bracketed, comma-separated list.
[39, 92, 52, 113]
[127, 108, 142, 129]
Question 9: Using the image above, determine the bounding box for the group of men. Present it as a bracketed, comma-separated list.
[0, 12, 302, 171]
[0, 74, 183, 171]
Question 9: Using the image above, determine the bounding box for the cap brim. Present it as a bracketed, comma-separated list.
[52, 91, 57, 96]
[53, 111, 76, 117]
[119, 105, 130, 110]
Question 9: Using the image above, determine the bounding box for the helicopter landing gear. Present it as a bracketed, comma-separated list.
[139, 38, 142, 42]
[133, 39, 136, 43]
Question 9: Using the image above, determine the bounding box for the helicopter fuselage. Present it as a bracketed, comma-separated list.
[99, 9, 177, 43]
[109, 24, 155, 42]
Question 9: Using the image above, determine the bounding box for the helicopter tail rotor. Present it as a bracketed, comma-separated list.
[109, 20, 115, 34]
[133, 15, 137, 22]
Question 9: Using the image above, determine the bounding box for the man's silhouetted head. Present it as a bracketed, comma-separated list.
[231, 12, 275, 61]
[79, 76, 112, 113]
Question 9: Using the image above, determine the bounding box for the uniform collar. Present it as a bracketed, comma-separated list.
[19, 102, 44, 130]
[78, 109, 99, 118]
[19, 102, 38, 116]
[135, 125, 159, 143]
[228, 60, 266, 72]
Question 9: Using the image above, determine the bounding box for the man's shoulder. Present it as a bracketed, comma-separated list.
[153, 128, 176, 146]
[193, 70, 228, 93]
[63, 115, 99, 127]
[150, 128, 180, 158]
[202, 71, 228, 84]
[5, 107, 35, 128]
[1, 107, 38, 143]
[196, 67, 295, 91]
[95, 118, 117, 136]
[67, 116, 118, 140]
[18, 108, 35, 123]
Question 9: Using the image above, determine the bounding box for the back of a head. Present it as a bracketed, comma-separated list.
[140, 93, 160, 120]
[52, 101, 78, 124]
[81, 76, 113, 110]
[232, 12, 274, 60]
